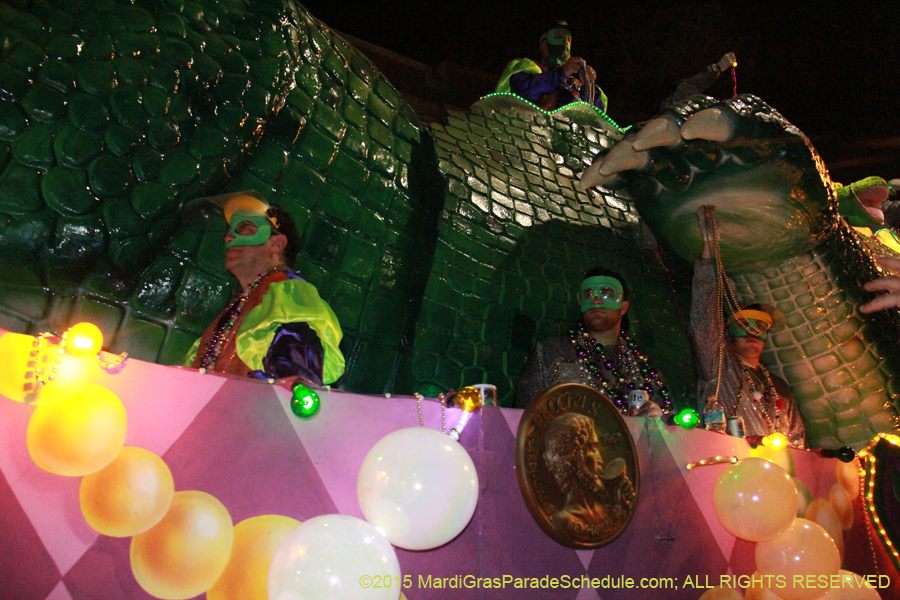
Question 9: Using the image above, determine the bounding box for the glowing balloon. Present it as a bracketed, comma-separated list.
[750, 440, 795, 476]
[835, 458, 860, 500]
[357, 427, 478, 550]
[80, 446, 174, 537]
[27, 384, 127, 476]
[793, 477, 812, 518]
[0, 332, 92, 405]
[267, 514, 400, 600]
[805, 499, 844, 562]
[698, 586, 742, 600]
[65, 322, 103, 358]
[208, 515, 300, 600]
[712, 457, 798, 541]
[755, 518, 840, 600]
[131, 491, 234, 600]
[828, 483, 853, 530]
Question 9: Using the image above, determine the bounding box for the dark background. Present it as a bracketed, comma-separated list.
[301, 0, 900, 185]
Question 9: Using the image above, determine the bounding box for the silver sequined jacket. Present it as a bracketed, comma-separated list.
[690, 259, 807, 448]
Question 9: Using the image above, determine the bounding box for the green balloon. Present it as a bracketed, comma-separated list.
[290, 383, 320, 420]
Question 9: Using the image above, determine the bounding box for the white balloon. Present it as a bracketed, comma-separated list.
[358, 427, 479, 550]
[267, 514, 400, 600]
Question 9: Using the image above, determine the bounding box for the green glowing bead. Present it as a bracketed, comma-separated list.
[676, 408, 700, 429]
[291, 384, 320, 420]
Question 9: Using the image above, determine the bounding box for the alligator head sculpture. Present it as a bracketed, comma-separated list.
[581, 95, 900, 448]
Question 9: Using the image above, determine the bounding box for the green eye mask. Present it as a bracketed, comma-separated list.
[728, 318, 769, 342]
[544, 28, 571, 66]
[225, 213, 271, 248]
[579, 276, 624, 312]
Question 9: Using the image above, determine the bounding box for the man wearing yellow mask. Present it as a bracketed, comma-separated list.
[183, 191, 344, 385]
[515, 266, 670, 416]
[691, 207, 806, 447]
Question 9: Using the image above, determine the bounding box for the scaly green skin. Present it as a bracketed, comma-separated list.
[0, 0, 443, 393]
[0, 1, 896, 448]
[598, 95, 900, 448]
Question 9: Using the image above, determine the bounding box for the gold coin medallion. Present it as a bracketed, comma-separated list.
[516, 383, 640, 548]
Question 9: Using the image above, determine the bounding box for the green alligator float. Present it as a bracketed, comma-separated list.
[0, 1, 895, 448]
[580, 95, 900, 448]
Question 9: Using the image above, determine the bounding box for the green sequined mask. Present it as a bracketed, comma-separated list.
[728, 318, 769, 342]
[579, 276, 624, 312]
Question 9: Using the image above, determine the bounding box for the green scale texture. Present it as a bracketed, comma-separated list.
[732, 248, 899, 448]
[590, 95, 900, 448]
[410, 95, 696, 407]
[0, 0, 443, 394]
[0, 1, 896, 449]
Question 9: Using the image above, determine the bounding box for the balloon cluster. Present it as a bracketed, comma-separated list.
[705, 451, 875, 600]
[3, 328, 481, 599]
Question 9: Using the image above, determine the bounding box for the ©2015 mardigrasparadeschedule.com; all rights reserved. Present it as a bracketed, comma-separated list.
[357, 573, 892, 592]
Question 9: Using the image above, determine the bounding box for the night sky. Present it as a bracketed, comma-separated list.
[300, 1, 900, 185]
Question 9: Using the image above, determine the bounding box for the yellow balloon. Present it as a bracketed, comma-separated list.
[208, 515, 300, 600]
[835, 459, 860, 500]
[27, 384, 127, 476]
[80, 447, 174, 537]
[131, 491, 234, 600]
[755, 518, 841, 600]
[65, 322, 104, 358]
[750, 442, 795, 476]
[712, 457, 798, 541]
[0, 332, 92, 405]
[828, 483, 853, 530]
[805, 499, 844, 562]
[698, 586, 742, 600]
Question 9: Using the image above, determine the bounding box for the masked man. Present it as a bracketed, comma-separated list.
[496, 21, 608, 112]
[691, 207, 806, 447]
[515, 267, 670, 416]
[183, 192, 344, 386]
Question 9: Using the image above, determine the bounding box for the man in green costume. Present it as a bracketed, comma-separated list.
[183, 192, 344, 385]
[496, 21, 608, 112]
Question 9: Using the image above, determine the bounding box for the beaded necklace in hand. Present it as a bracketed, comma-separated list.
[740, 362, 783, 431]
[569, 320, 670, 414]
[198, 267, 280, 371]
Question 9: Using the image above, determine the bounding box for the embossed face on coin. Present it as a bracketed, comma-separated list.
[516, 383, 640, 548]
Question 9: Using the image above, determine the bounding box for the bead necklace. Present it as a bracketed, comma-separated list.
[198, 268, 280, 371]
[740, 362, 783, 431]
[569, 320, 670, 413]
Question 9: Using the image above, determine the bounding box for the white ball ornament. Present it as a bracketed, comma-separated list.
[358, 427, 479, 550]
[267, 514, 400, 600]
